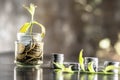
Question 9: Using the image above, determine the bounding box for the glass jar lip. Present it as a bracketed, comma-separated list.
[17, 33, 41, 36]
[15, 40, 44, 43]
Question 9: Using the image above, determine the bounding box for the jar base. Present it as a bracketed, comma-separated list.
[14, 61, 43, 67]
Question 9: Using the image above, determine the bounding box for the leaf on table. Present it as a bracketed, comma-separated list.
[88, 62, 95, 72]
[103, 65, 116, 73]
[64, 65, 74, 73]
[53, 62, 65, 69]
[53, 62, 74, 73]
[79, 49, 85, 71]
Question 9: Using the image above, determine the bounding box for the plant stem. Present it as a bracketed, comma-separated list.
[30, 15, 34, 35]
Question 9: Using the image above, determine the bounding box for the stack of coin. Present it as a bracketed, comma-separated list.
[104, 61, 119, 73]
[84, 57, 98, 72]
[51, 53, 64, 69]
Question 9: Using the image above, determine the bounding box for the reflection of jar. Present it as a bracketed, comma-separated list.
[15, 33, 44, 66]
[14, 66, 43, 80]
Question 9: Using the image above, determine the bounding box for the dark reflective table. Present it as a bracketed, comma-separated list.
[0, 52, 120, 80]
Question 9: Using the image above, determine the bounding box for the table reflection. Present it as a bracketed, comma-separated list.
[80, 73, 98, 80]
[52, 71, 119, 80]
[14, 66, 43, 80]
[102, 74, 118, 80]
[13, 65, 119, 80]
[52, 71, 80, 80]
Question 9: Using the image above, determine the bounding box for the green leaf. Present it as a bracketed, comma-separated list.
[64, 66, 74, 73]
[19, 21, 46, 38]
[23, 3, 37, 16]
[103, 65, 116, 73]
[88, 62, 95, 72]
[79, 49, 85, 71]
[54, 69, 62, 72]
[32, 21, 46, 38]
[53, 62, 65, 69]
[19, 3, 46, 38]
[53, 62, 74, 73]
[19, 22, 31, 33]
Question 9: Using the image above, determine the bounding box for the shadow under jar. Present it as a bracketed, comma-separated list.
[15, 33, 44, 66]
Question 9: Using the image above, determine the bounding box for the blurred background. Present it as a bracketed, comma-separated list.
[0, 0, 120, 62]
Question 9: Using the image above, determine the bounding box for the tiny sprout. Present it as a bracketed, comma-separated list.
[19, 3, 46, 38]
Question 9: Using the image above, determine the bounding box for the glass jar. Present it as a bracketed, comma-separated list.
[15, 33, 44, 66]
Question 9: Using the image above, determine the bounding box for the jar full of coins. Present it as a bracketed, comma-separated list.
[15, 33, 44, 66]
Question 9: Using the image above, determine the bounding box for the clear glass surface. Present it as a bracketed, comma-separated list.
[15, 33, 44, 66]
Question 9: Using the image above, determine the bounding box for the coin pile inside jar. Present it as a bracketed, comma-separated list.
[16, 39, 43, 65]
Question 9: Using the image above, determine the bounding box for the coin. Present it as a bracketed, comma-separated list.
[17, 43, 25, 54]
[17, 53, 26, 60]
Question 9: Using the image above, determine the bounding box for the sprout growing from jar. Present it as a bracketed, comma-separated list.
[15, 4, 45, 65]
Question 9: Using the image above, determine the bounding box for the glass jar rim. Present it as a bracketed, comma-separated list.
[15, 40, 44, 43]
[17, 33, 41, 36]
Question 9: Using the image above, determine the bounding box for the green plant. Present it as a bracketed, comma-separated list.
[53, 49, 120, 74]
[102, 65, 116, 73]
[16, 4, 45, 65]
[79, 49, 95, 72]
[79, 49, 85, 71]
[88, 62, 95, 72]
[53, 62, 74, 73]
[19, 3, 45, 38]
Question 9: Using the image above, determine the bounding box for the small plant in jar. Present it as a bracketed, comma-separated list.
[15, 4, 46, 66]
